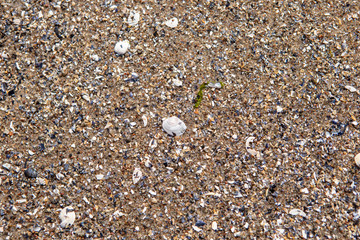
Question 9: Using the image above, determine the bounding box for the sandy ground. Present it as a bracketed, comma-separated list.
[1, 0, 360, 239]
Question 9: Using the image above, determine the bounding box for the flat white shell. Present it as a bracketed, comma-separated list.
[59, 206, 75, 228]
[133, 167, 142, 184]
[345, 85, 357, 93]
[289, 209, 307, 217]
[162, 116, 187, 136]
[164, 17, 178, 28]
[114, 40, 130, 55]
[355, 153, 360, 167]
[127, 10, 140, 26]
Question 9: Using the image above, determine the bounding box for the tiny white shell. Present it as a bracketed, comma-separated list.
[142, 115, 148, 127]
[162, 116, 187, 136]
[355, 153, 360, 167]
[245, 137, 261, 159]
[59, 206, 75, 228]
[289, 209, 307, 217]
[114, 40, 130, 55]
[127, 10, 140, 26]
[164, 17, 178, 28]
[132, 167, 142, 184]
[345, 85, 357, 93]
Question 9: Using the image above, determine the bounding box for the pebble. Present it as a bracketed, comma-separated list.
[96, 174, 104, 180]
[162, 116, 187, 136]
[91, 54, 100, 61]
[164, 17, 179, 28]
[24, 168, 38, 178]
[172, 77, 183, 87]
[59, 206, 76, 228]
[114, 40, 130, 55]
[195, 220, 206, 227]
[212, 221, 218, 230]
[355, 153, 360, 167]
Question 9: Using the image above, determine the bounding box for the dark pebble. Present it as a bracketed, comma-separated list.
[195, 220, 206, 227]
[24, 168, 38, 178]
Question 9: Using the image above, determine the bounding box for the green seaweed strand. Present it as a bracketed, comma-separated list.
[194, 81, 225, 108]
[194, 82, 208, 108]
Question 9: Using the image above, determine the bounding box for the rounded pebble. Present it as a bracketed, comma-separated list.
[24, 168, 38, 178]
[114, 40, 130, 55]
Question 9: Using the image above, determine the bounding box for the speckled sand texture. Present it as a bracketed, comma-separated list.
[1, 1, 360, 239]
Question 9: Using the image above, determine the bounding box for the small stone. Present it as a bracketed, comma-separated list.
[114, 40, 130, 55]
[56, 173, 65, 180]
[59, 206, 76, 228]
[164, 17, 179, 28]
[96, 174, 104, 180]
[192, 225, 202, 232]
[91, 54, 100, 61]
[36, 177, 47, 185]
[24, 168, 38, 178]
[355, 153, 360, 167]
[212, 221, 218, 230]
[195, 220, 206, 227]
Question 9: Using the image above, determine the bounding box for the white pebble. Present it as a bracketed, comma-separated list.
[91, 54, 100, 61]
[96, 174, 104, 180]
[59, 206, 76, 228]
[164, 17, 178, 28]
[114, 40, 130, 55]
[212, 221, 218, 230]
[355, 153, 360, 167]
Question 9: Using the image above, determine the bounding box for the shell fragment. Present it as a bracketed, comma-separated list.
[59, 206, 76, 228]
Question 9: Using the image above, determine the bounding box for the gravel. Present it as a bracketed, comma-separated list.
[1, 1, 360, 239]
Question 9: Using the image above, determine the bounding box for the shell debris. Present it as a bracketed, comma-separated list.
[114, 40, 130, 55]
[133, 167, 143, 184]
[164, 17, 179, 28]
[59, 206, 76, 228]
[245, 137, 261, 159]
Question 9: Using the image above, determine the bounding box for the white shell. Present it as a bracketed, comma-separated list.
[345, 85, 357, 93]
[59, 206, 75, 228]
[132, 167, 143, 184]
[355, 153, 360, 167]
[114, 40, 130, 55]
[164, 17, 178, 28]
[289, 209, 307, 217]
[245, 137, 261, 159]
[172, 78, 183, 87]
[162, 116, 187, 136]
[127, 10, 140, 26]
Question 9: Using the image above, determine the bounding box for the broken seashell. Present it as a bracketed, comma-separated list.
[59, 206, 76, 228]
[164, 17, 178, 28]
[162, 116, 187, 136]
[114, 40, 130, 55]
[289, 208, 307, 217]
[133, 167, 143, 184]
[142, 115, 148, 127]
[245, 137, 261, 159]
[127, 10, 140, 26]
